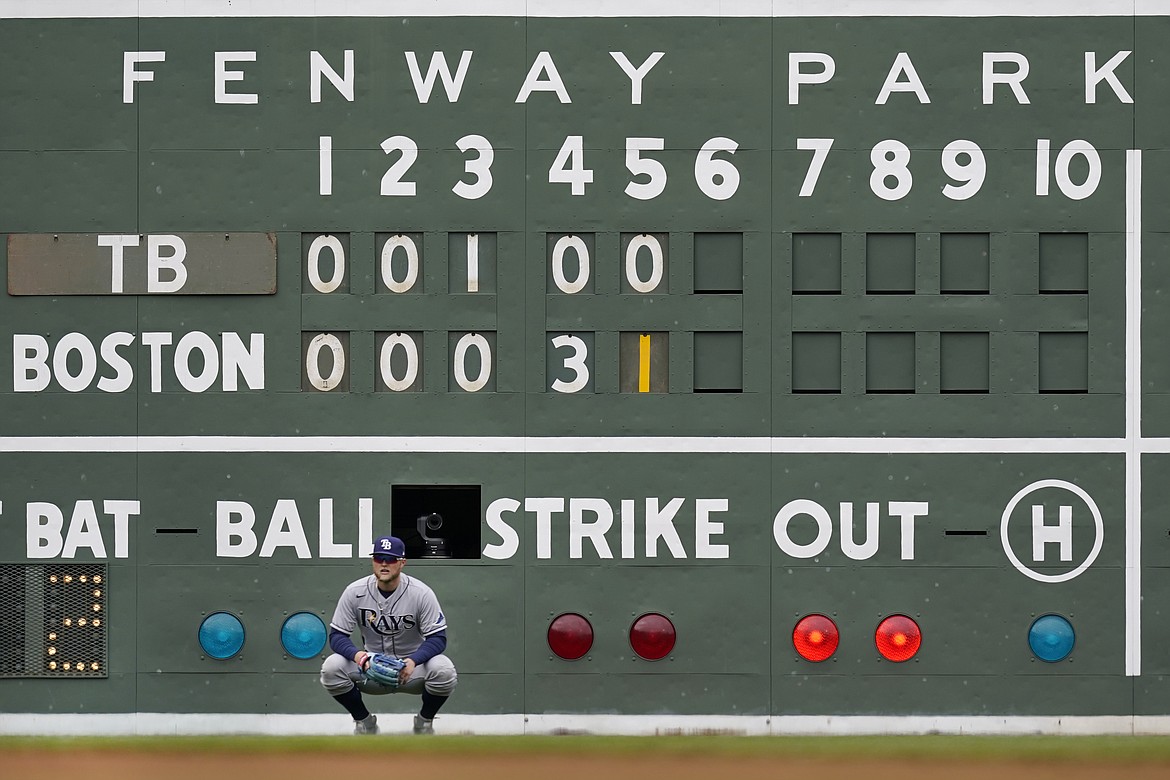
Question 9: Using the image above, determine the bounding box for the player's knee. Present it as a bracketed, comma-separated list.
[424, 655, 458, 696]
[319, 653, 353, 694]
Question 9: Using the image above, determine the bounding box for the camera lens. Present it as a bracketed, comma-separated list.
[425, 513, 443, 530]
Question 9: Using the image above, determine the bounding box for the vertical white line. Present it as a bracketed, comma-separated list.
[467, 233, 480, 292]
[1036, 139, 1051, 195]
[1126, 149, 1142, 677]
[319, 135, 333, 196]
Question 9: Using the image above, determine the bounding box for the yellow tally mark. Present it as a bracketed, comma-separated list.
[638, 333, 651, 393]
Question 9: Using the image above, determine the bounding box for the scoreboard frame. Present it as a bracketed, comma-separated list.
[0, 0, 1168, 735]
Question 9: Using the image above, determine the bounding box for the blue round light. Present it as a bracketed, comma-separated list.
[1028, 614, 1075, 662]
[198, 612, 245, 660]
[281, 612, 327, 659]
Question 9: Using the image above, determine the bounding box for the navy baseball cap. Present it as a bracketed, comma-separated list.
[372, 535, 406, 560]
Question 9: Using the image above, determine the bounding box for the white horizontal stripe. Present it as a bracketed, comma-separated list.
[0, 0, 1158, 18]
[1135, 438, 1170, 452]
[0, 435, 1136, 454]
[770, 437, 1126, 454]
[1, 712, 1168, 736]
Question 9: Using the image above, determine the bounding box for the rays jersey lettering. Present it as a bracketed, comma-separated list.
[329, 573, 448, 657]
[359, 609, 418, 634]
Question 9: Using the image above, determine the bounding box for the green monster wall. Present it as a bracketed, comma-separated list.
[0, 1, 1166, 733]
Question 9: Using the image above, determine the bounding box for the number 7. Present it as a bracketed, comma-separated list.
[797, 138, 834, 196]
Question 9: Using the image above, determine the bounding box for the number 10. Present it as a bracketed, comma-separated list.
[1036, 139, 1101, 200]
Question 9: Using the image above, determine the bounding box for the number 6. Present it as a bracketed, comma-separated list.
[695, 137, 740, 200]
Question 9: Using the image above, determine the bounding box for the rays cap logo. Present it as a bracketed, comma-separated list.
[372, 535, 406, 561]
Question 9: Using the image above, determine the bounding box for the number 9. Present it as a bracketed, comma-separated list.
[941, 140, 986, 201]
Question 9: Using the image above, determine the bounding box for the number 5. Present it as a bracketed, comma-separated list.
[625, 137, 667, 200]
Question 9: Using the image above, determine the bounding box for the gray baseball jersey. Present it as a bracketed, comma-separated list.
[329, 573, 448, 658]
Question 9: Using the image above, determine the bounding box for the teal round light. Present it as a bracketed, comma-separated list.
[198, 612, 245, 659]
[281, 612, 327, 659]
[1028, 614, 1075, 662]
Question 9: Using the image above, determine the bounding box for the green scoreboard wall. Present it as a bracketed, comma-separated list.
[0, 1, 1166, 732]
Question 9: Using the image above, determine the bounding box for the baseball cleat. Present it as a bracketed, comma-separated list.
[353, 714, 379, 735]
[412, 715, 434, 734]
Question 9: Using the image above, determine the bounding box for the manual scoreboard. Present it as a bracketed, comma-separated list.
[0, 2, 1166, 732]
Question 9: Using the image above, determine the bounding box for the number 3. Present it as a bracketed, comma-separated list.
[551, 335, 590, 393]
[453, 134, 494, 200]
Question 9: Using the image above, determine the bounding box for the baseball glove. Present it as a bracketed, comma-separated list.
[364, 653, 406, 688]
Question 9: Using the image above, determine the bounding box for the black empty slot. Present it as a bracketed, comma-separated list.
[391, 485, 483, 560]
[866, 233, 915, 294]
[792, 332, 841, 394]
[865, 332, 915, 393]
[693, 232, 743, 293]
[1039, 233, 1088, 294]
[792, 234, 842, 294]
[1038, 332, 1088, 393]
[940, 233, 990, 294]
[940, 332, 989, 394]
[693, 332, 743, 393]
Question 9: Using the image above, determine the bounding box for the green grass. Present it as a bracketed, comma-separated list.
[1, 734, 1169, 763]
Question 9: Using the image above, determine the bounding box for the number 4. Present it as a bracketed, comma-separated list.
[549, 135, 594, 196]
[796, 138, 833, 196]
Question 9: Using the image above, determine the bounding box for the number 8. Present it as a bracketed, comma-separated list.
[870, 140, 912, 201]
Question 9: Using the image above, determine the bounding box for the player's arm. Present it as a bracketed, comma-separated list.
[327, 584, 367, 666]
[405, 589, 449, 667]
[329, 628, 370, 669]
[406, 630, 446, 666]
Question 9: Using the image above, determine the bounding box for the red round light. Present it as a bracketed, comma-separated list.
[629, 613, 676, 661]
[875, 614, 921, 662]
[792, 614, 839, 662]
[547, 613, 593, 660]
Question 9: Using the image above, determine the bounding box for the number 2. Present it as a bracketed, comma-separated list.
[380, 136, 418, 196]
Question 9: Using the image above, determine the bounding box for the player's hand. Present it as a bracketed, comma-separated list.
[399, 658, 416, 686]
[355, 651, 370, 671]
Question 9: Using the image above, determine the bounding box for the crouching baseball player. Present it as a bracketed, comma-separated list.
[320, 535, 458, 735]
